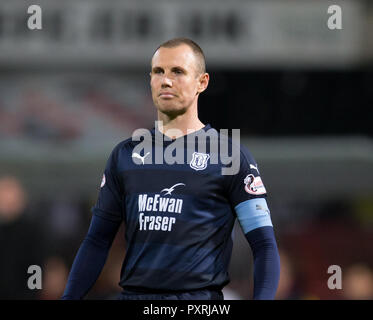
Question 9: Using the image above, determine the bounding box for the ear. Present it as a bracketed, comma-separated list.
[196, 73, 209, 95]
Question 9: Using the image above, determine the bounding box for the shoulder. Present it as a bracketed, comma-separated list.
[109, 137, 132, 157]
[238, 144, 257, 166]
[107, 130, 153, 166]
[211, 127, 257, 165]
[106, 137, 135, 168]
[112, 137, 134, 152]
[111, 130, 149, 155]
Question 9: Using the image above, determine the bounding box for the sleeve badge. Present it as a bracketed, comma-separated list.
[100, 174, 106, 188]
[244, 174, 266, 195]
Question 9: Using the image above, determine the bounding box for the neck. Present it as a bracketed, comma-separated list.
[157, 105, 205, 139]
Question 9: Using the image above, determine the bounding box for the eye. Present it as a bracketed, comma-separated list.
[153, 69, 163, 74]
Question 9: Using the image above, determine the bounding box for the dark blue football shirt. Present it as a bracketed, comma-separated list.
[92, 124, 273, 292]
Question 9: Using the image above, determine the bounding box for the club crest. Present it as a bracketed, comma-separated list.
[190, 152, 210, 171]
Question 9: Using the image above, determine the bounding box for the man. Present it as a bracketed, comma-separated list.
[62, 38, 280, 300]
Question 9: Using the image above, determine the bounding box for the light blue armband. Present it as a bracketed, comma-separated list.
[235, 198, 273, 234]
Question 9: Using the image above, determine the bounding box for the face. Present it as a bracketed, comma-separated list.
[150, 44, 208, 118]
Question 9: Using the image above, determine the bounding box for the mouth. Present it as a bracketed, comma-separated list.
[159, 92, 177, 98]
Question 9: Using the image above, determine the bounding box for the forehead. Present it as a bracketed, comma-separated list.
[151, 44, 198, 71]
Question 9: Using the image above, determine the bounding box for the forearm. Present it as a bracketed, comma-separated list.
[245, 226, 280, 300]
[61, 237, 110, 299]
[62, 214, 121, 300]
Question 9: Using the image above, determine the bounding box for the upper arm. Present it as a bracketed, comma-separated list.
[225, 146, 273, 235]
[92, 145, 125, 222]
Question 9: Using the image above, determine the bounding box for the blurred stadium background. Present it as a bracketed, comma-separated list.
[1, 0, 373, 300]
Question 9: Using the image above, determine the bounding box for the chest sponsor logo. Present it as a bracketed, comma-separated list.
[190, 152, 210, 171]
[161, 183, 185, 195]
[137, 184, 185, 232]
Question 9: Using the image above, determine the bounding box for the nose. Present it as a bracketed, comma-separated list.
[161, 75, 173, 88]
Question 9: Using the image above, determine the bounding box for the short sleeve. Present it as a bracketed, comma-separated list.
[92, 147, 124, 222]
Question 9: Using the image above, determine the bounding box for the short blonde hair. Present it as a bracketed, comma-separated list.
[152, 37, 206, 75]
